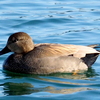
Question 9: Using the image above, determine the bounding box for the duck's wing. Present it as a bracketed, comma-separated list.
[34, 43, 100, 58]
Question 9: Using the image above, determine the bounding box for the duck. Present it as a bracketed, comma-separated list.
[0, 32, 100, 74]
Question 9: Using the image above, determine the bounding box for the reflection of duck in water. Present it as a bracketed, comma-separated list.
[2, 82, 91, 96]
[3, 82, 35, 96]
[0, 32, 100, 74]
[2, 72, 95, 96]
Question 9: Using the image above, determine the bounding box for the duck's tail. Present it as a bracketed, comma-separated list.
[88, 44, 100, 48]
[88, 44, 100, 52]
[81, 44, 100, 68]
[82, 53, 99, 68]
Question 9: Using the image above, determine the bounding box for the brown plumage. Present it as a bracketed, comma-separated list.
[0, 32, 99, 74]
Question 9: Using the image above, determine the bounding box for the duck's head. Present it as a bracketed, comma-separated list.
[0, 32, 34, 55]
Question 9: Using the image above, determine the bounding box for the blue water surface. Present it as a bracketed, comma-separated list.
[0, 0, 100, 100]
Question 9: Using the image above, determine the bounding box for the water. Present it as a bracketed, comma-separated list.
[0, 0, 100, 99]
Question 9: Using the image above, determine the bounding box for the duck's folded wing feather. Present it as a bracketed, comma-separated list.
[34, 43, 100, 58]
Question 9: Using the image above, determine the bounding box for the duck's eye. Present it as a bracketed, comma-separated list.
[12, 39, 18, 43]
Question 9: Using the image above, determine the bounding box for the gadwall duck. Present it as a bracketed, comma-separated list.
[0, 32, 100, 74]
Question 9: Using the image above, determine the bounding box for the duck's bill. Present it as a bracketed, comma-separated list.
[0, 46, 11, 55]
